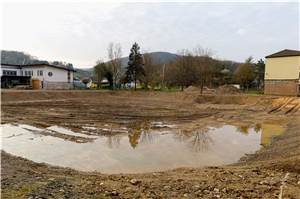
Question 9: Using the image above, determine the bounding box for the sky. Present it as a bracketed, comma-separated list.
[1, 1, 299, 68]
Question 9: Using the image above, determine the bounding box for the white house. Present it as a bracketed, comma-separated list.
[1, 63, 76, 89]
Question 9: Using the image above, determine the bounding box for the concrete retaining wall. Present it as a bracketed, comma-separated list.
[43, 81, 73, 90]
[264, 79, 299, 96]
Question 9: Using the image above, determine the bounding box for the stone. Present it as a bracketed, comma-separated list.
[163, 185, 171, 190]
[213, 188, 219, 193]
[130, 178, 141, 185]
[193, 185, 200, 189]
[111, 190, 118, 196]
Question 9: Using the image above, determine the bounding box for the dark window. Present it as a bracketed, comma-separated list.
[24, 71, 32, 76]
[3, 70, 17, 76]
[68, 71, 70, 83]
[37, 70, 43, 76]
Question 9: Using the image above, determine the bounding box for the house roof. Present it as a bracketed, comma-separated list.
[265, 49, 300, 58]
[1, 63, 76, 72]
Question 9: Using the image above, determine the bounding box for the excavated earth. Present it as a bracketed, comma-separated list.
[1, 90, 300, 198]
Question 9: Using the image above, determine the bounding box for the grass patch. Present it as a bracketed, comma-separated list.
[2, 183, 43, 198]
[243, 90, 264, 96]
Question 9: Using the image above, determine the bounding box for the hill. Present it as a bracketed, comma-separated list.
[1, 50, 74, 69]
[1, 50, 49, 65]
[76, 52, 178, 79]
[1, 50, 241, 80]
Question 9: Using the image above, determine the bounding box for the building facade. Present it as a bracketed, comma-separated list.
[264, 49, 300, 96]
[1, 63, 75, 89]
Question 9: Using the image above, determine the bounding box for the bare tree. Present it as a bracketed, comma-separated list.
[170, 49, 196, 91]
[94, 60, 106, 89]
[142, 53, 162, 89]
[193, 46, 216, 94]
[107, 42, 122, 89]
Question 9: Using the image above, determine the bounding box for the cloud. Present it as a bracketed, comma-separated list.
[2, 2, 299, 67]
[236, 28, 247, 36]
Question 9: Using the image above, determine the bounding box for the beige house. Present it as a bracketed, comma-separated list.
[264, 49, 300, 96]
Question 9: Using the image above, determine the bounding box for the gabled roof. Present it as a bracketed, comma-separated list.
[1, 63, 76, 72]
[265, 49, 300, 58]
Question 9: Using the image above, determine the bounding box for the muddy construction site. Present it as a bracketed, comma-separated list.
[1, 90, 300, 199]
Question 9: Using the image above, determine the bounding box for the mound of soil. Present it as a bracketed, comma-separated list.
[184, 86, 216, 95]
[184, 86, 200, 92]
[216, 85, 241, 95]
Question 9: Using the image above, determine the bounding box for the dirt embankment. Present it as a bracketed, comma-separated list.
[1, 90, 300, 199]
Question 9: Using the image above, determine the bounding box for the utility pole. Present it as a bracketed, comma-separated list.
[162, 64, 165, 89]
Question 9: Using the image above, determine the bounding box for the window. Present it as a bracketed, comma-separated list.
[3, 70, 17, 76]
[67, 71, 70, 83]
[24, 71, 32, 76]
[48, 72, 53, 77]
[37, 70, 43, 76]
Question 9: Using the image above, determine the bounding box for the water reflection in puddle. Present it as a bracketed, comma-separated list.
[0, 122, 284, 173]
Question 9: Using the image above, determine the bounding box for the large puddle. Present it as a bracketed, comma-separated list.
[0, 122, 284, 173]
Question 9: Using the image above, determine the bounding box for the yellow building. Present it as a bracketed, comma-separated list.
[265, 49, 300, 96]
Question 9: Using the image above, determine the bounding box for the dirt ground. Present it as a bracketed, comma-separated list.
[1, 90, 300, 198]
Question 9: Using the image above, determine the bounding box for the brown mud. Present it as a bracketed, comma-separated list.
[1, 90, 300, 198]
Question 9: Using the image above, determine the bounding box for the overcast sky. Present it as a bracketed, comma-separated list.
[1, 1, 299, 68]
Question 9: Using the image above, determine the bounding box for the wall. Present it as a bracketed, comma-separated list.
[264, 80, 299, 96]
[265, 56, 300, 80]
[44, 66, 69, 82]
[21, 66, 45, 81]
[44, 82, 73, 89]
[21, 65, 74, 89]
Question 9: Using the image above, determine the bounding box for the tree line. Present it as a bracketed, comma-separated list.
[94, 42, 265, 92]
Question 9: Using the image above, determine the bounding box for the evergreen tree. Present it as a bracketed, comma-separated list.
[254, 59, 265, 90]
[125, 43, 145, 90]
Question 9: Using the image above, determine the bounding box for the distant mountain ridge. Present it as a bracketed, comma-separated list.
[118, 51, 178, 67]
[1, 50, 241, 80]
[75, 51, 178, 78]
[1, 50, 49, 65]
[1, 50, 74, 70]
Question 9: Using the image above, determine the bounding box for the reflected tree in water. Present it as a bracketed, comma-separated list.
[236, 126, 250, 134]
[254, 123, 262, 133]
[106, 134, 122, 148]
[191, 130, 214, 152]
[128, 128, 142, 148]
[127, 121, 156, 148]
[174, 128, 214, 152]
